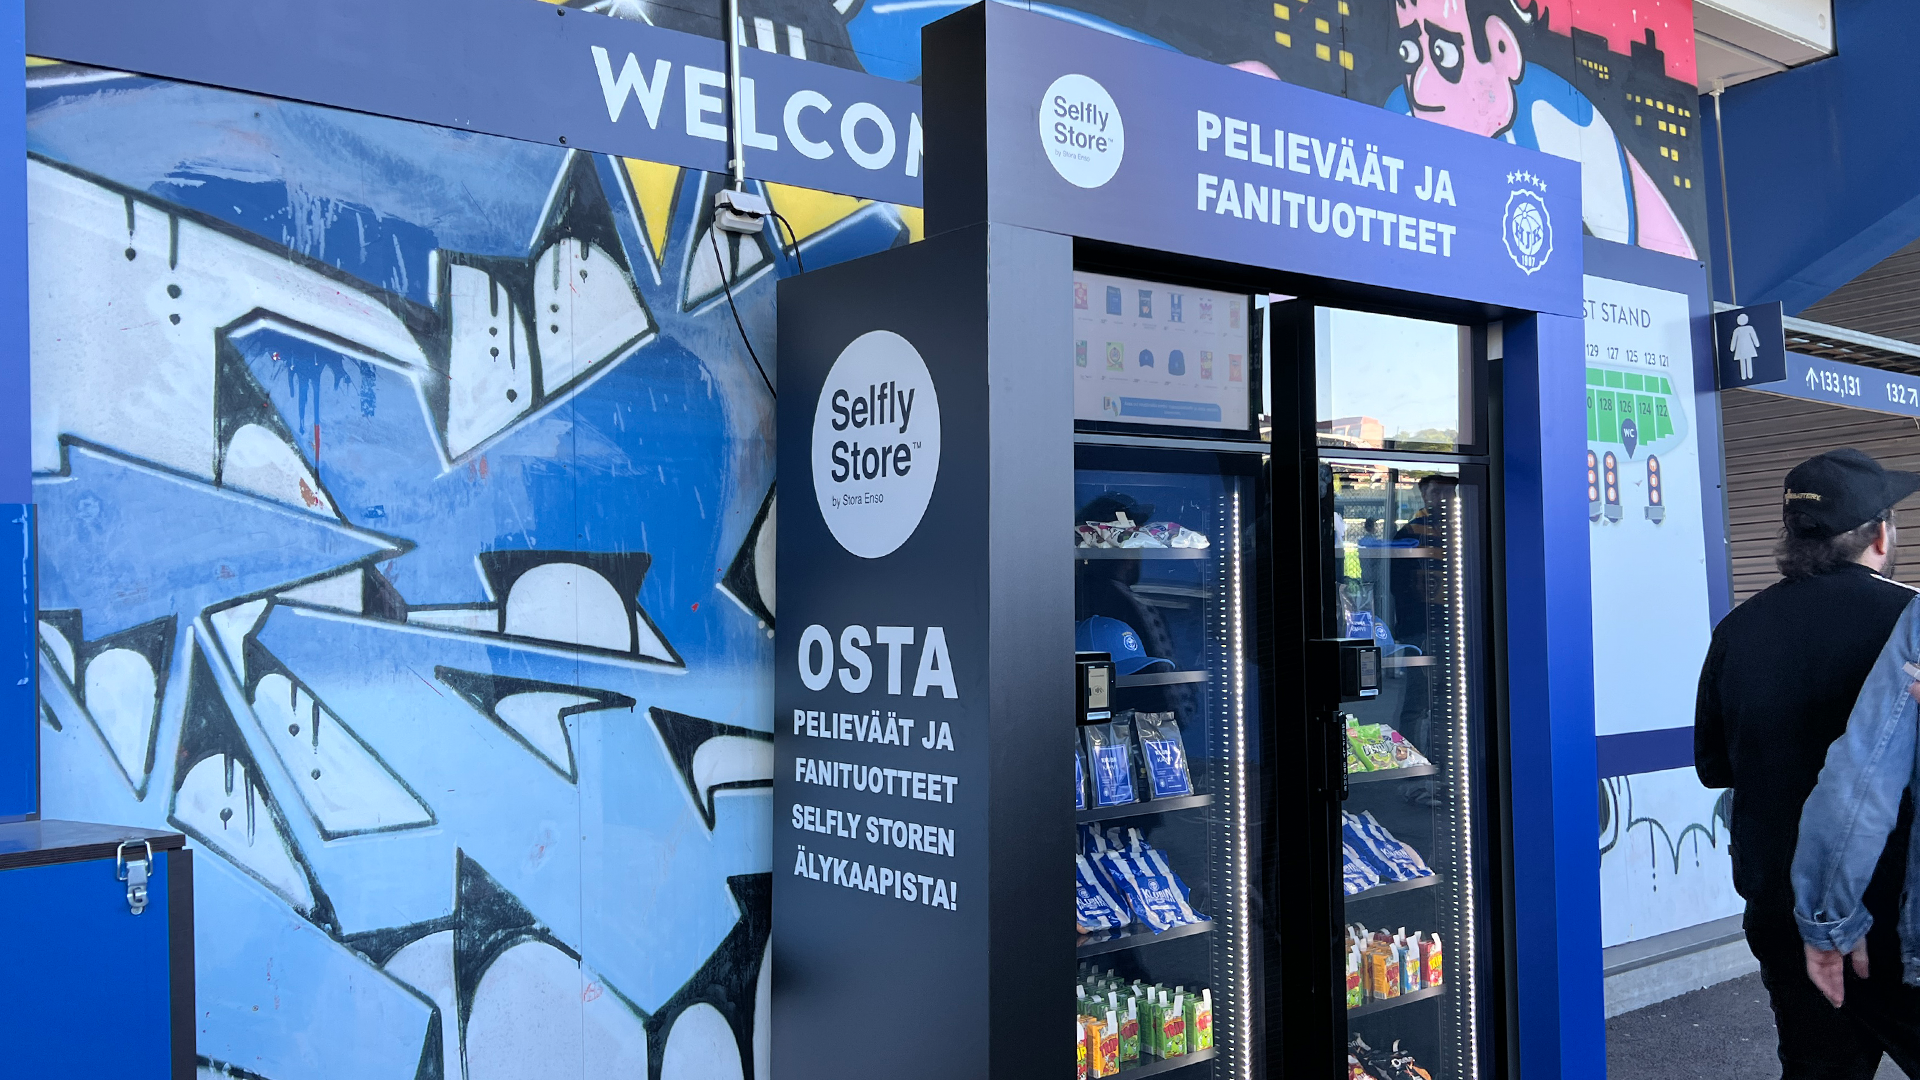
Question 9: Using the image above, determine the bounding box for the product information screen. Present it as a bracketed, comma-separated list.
[1073, 271, 1252, 432]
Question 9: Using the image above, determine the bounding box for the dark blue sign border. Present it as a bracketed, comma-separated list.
[25, 0, 925, 205]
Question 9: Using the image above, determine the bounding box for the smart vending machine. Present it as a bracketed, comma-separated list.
[774, 6, 1586, 1079]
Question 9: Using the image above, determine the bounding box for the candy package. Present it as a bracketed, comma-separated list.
[1084, 719, 1138, 807]
[1132, 711, 1194, 799]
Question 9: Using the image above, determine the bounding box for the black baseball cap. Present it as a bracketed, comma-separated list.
[1782, 449, 1920, 537]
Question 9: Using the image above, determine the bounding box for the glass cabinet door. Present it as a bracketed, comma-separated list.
[1325, 458, 1493, 1080]
[1072, 449, 1265, 1080]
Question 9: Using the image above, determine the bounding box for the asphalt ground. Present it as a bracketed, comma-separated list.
[1607, 973, 1905, 1080]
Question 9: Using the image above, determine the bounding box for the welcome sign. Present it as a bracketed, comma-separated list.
[939, 4, 1584, 317]
[25, 0, 925, 206]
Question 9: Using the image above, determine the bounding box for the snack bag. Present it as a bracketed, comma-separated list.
[1134, 711, 1195, 798]
[1342, 843, 1381, 895]
[1188, 989, 1213, 1052]
[1075, 855, 1130, 932]
[1084, 719, 1138, 807]
[1384, 1041, 1434, 1080]
[1385, 726, 1431, 767]
[1349, 723, 1399, 771]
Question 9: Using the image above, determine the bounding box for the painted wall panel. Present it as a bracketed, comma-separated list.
[26, 66, 913, 1078]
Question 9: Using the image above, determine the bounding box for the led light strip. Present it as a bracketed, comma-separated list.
[1228, 488, 1252, 1080]
[1449, 486, 1479, 1079]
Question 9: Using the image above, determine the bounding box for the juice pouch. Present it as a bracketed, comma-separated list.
[1134, 711, 1194, 798]
[1368, 947, 1399, 998]
[1423, 935, 1444, 988]
[1119, 999, 1140, 1062]
[1077, 1020, 1089, 1080]
[1084, 720, 1138, 807]
[1400, 943, 1420, 995]
[1082, 1016, 1109, 1078]
[1345, 947, 1364, 1008]
[1099, 1010, 1121, 1076]
[1162, 993, 1188, 1057]
[1188, 989, 1214, 1052]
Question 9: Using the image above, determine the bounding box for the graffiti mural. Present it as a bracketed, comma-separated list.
[617, 0, 1706, 258]
[27, 61, 912, 1079]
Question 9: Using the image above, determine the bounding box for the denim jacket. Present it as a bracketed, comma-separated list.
[1793, 594, 1920, 979]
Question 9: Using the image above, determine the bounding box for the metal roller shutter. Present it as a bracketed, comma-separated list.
[1721, 387, 1920, 604]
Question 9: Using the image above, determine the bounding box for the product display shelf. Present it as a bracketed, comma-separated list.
[1347, 874, 1443, 901]
[1077, 793, 1214, 824]
[1115, 670, 1211, 688]
[1346, 764, 1439, 786]
[1345, 984, 1445, 1019]
[1115, 1047, 1218, 1076]
[1074, 547, 1212, 561]
[1076, 919, 1214, 958]
[1354, 547, 1443, 559]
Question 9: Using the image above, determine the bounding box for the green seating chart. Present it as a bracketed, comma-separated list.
[1587, 366, 1681, 452]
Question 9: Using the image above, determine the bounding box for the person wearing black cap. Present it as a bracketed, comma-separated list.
[1697, 448, 1920, 1078]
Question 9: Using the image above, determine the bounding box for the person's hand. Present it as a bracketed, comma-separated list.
[1806, 941, 1870, 1007]
[1907, 678, 1920, 705]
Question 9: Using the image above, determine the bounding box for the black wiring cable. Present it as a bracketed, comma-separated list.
[771, 211, 806, 274]
[711, 225, 775, 398]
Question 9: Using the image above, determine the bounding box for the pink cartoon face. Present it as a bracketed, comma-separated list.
[1395, 0, 1524, 137]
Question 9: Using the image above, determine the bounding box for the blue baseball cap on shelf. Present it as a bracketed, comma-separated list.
[1076, 616, 1175, 676]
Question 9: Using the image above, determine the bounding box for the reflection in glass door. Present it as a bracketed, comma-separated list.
[1325, 459, 1492, 1080]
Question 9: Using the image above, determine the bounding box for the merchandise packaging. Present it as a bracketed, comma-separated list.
[1187, 989, 1213, 1052]
[1132, 711, 1194, 798]
[1350, 1037, 1435, 1080]
[1119, 998, 1140, 1063]
[1084, 718, 1139, 807]
[1419, 932, 1444, 988]
[1074, 968, 1212, 1066]
[1077, 1022, 1088, 1080]
[1075, 742, 1089, 812]
[1342, 811, 1434, 883]
[1342, 842, 1382, 895]
[1159, 991, 1188, 1058]
[1346, 719, 1431, 773]
[1074, 855, 1130, 933]
[1344, 923, 1444, 1006]
[1098, 828, 1208, 932]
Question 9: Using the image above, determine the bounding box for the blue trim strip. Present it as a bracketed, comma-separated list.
[1503, 312, 1604, 1080]
[1597, 726, 1693, 778]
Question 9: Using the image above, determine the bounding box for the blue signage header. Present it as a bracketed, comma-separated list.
[961, 5, 1584, 316]
[1747, 352, 1920, 420]
[25, 0, 925, 206]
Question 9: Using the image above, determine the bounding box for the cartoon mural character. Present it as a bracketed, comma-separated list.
[1730, 313, 1760, 380]
[1384, 0, 1696, 260]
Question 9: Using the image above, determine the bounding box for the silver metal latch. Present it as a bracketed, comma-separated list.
[116, 839, 153, 916]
